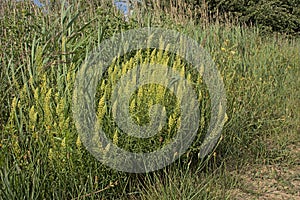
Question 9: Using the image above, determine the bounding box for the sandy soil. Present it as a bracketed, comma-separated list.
[230, 143, 300, 200]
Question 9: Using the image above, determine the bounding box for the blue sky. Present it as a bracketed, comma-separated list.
[27, 0, 133, 16]
[32, 0, 45, 7]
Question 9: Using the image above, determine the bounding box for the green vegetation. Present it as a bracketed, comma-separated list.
[145, 0, 300, 35]
[0, 0, 299, 199]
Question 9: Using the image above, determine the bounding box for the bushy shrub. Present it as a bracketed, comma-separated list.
[145, 0, 300, 35]
[206, 0, 300, 34]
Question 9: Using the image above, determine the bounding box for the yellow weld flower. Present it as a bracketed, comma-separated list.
[64, 117, 70, 130]
[29, 106, 38, 131]
[173, 56, 181, 71]
[48, 148, 54, 161]
[104, 143, 110, 153]
[137, 88, 144, 106]
[187, 73, 192, 82]
[130, 98, 136, 113]
[150, 49, 157, 64]
[76, 136, 81, 149]
[40, 74, 48, 94]
[56, 97, 65, 119]
[113, 130, 118, 145]
[44, 88, 52, 125]
[33, 87, 40, 103]
[61, 137, 66, 149]
[156, 48, 163, 62]
[10, 97, 18, 116]
[98, 93, 106, 112]
[168, 115, 175, 130]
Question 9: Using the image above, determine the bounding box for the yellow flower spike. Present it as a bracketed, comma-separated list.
[150, 49, 157, 64]
[54, 91, 60, 103]
[98, 103, 107, 123]
[59, 120, 65, 133]
[33, 87, 39, 103]
[180, 65, 185, 78]
[121, 61, 128, 75]
[187, 73, 192, 82]
[44, 88, 53, 125]
[112, 65, 119, 78]
[173, 56, 182, 71]
[29, 106, 38, 131]
[162, 44, 170, 60]
[48, 148, 54, 161]
[100, 80, 106, 92]
[158, 87, 166, 102]
[76, 136, 81, 149]
[104, 84, 111, 97]
[156, 48, 164, 62]
[104, 143, 111, 153]
[130, 98, 136, 113]
[221, 47, 226, 52]
[117, 66, 123, 79]
[108, 64, 114, 75]
[40, 74, 48, 95]
[56, 97, 65, 116]
[168, 115, 175, 130]
[98, 90, 106, 108]
[61, 137, 66, 149]
[148, 98, 154, 108]
[64, 117, 70, 130]
[198, 89, 202, 102]
[10, 97, 18, 115]
[110, 71, 116, 86]
[129, 57, 135, 69]
[28, 76, 34, 89]
[113, 130, 118, 145]
[143, 49, 151, 64]
[162, 56, 169, 66]
[224, 113, 229, 123]
[137, 88, 144, 106]
[135, 49, 143, 65]
[136, 116, 141, 124]
[66, 71, 72, 83]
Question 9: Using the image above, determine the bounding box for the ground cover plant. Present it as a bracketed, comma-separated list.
[0, 0, 299, 199]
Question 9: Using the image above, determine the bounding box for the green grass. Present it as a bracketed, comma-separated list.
[0, 0, 299, 199]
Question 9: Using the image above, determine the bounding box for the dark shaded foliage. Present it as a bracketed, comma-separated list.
[145, 0, 300, 35]
[205, 0, 300, 34]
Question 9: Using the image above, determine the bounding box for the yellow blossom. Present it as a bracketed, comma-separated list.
[76, 136, 81, 148]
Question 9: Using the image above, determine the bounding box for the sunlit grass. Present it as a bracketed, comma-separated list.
[0, 0, 299, 199]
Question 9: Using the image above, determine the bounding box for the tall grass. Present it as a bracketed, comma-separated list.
[0, 0, 299, 199]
